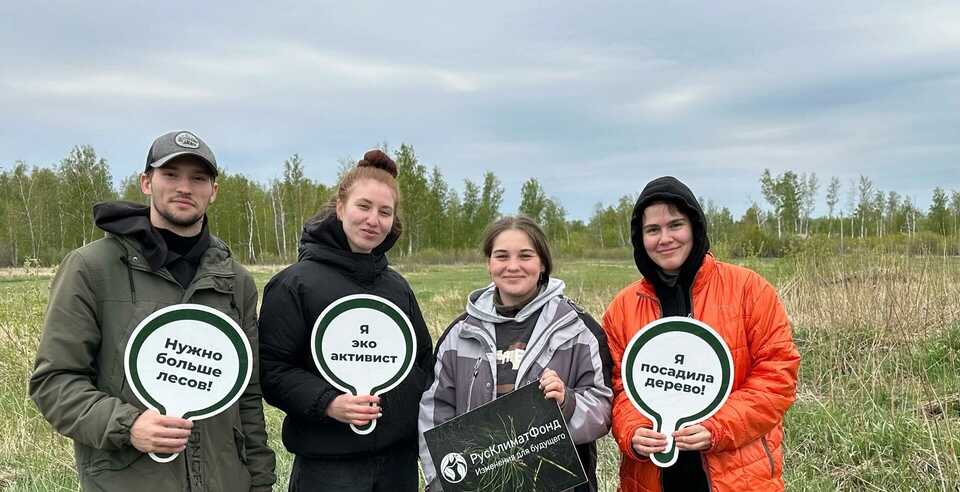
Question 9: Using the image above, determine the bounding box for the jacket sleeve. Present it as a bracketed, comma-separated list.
[418, 318, 464, 490]
[258, 277, 339, 422]
[375, 286, 434, 446]
[603, 295, 653, 462]
[701, 276, 800, 453]
[558, 311, 613, 445]
[28, 250, 142, 450]
[235, 272, 277, 492]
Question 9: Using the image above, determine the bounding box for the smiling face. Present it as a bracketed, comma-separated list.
[336, 178, 396, 253]
[641, 202, 693, 273]
[140, 156, 218, 236]
[486, 229, 544, 306]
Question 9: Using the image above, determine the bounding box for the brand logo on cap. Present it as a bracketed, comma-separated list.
[175, 132, 201, 149]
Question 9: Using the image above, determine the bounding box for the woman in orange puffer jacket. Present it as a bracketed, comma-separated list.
[603, 176, 800, 492]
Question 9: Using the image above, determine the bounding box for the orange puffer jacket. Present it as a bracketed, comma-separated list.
[603, 255, 800, 492]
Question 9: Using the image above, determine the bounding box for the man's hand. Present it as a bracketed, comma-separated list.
[130, 409, 193, 454]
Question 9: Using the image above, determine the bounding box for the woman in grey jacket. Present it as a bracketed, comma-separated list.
[418, 216, 613, 491]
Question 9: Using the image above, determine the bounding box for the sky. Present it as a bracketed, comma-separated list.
[2, 1, 958, 220]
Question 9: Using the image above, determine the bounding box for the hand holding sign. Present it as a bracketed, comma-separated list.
[621, 317, 733, 467]
[124, 304, 252, 463]
[311, 294, 417, 435]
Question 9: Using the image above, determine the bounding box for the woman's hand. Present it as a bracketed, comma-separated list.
[539, 369, 566, 405]
[631, 427, 667, 457]
[674, 424, 712, 451]
[325, 394, 381, 425]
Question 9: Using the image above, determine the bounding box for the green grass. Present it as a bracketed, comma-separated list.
[2, 255, 958, 490]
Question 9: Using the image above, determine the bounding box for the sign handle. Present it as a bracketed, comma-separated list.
[351, 420, 376, 435]
[651, 443, 677, 467]
[150, 452, 178, 463]
[650, 417, 680, 467]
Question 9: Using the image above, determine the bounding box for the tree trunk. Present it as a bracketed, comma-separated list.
[246, 200, 256, 263]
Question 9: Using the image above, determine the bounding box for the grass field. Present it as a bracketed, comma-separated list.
[0, 254, 958, 490]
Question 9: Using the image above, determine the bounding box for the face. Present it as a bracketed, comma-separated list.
[641, 203, 693, 273]
[486, 229, 544, 306]
[140, 156, 218, 236]
[336, 178, 396, 253]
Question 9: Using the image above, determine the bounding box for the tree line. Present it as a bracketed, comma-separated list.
[2, 144, 959, 266]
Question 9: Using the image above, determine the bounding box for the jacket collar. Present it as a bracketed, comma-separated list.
[297, 214, 398, 285]
[459, 288, 579, 348]
[112, 232, 234, 278]
[466, 277, 566, 323]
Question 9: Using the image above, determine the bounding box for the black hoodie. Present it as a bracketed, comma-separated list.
[258, 214, 434, 459]
[629, 176, 711, 491]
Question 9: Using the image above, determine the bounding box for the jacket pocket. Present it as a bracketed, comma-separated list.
[80, 443, 142, 475]
[233, 425, 248, 464]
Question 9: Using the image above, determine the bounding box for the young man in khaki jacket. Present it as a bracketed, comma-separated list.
[30, 131, 276, 491]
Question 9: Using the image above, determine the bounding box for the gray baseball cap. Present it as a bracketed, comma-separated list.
[144, 130, 218, 177]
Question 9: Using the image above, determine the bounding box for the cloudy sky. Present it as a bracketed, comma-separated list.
[2, 1, 958, 219]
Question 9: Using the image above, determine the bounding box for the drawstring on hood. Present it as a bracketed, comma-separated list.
[298, 214, 400, 285]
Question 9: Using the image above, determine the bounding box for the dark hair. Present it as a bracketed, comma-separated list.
[481, 215, 553, 285]
[640, 200, 687, 224]
[309, 149, 402, 236]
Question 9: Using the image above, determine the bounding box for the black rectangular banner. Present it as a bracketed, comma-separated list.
[423, 382, 587, 491]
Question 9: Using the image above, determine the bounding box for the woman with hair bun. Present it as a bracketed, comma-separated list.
[259, 150, 434, 491]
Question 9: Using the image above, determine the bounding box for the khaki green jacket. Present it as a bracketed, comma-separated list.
[29, 233, 276, 492]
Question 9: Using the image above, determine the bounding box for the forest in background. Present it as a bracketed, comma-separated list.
[3, 143, 960, 266]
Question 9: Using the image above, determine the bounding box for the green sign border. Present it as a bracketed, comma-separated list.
[621, 317, 733, 466]
[311, 294, 416, 397]
[125, 305, 251, 420]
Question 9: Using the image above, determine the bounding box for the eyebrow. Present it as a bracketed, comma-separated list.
[492, 248, 537, 254]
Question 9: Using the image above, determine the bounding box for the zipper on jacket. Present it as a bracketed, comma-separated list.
[514, 310, 580, 386]
[119, 256, 137, 304]
[466, 356, 482, 412]
[760, 436, 775, 479]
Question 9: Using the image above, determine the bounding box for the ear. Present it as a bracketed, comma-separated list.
[139, 172, 152, 196]
[210, 181, 219, 204]
[335, 198, 344, 220]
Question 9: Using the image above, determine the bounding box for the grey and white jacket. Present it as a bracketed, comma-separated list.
[418, 278, 613, 491]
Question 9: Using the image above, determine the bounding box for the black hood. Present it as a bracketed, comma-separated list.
[93, 201, 168, 271]
[297, 214, 400, 285]
[630, 176, 710, 288]
[93, 201, 211, 275]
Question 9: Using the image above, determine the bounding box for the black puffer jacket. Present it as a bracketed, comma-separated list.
[259, 214, 434, 458]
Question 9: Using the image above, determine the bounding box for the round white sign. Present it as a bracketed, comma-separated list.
[311, 294, 417, 435]
[621, 316, 733, 467]
[124, 303, 252, 463]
